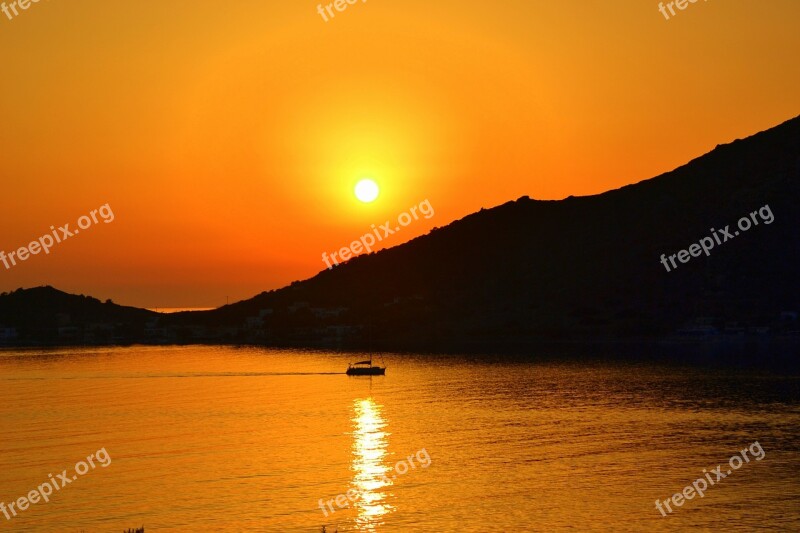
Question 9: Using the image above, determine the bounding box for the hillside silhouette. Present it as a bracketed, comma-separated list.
[0, 287, 155, 344]
[2, 115, 799, 350]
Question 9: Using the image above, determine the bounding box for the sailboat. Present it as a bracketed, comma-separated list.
[346, 356, 386, 376]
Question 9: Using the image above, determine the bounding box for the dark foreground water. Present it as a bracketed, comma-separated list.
[1, 346, 798, 531]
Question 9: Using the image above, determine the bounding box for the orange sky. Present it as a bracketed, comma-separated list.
[0, 0, 798, 307]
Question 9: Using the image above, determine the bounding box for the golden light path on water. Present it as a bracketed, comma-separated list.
[350, 397, 394, 530]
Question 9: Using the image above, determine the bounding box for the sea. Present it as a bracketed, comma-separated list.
[1, 346, 798, 531]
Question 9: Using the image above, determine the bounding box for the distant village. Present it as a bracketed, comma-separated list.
[0, 301, 362, 347]
[1, 301, 799, 347]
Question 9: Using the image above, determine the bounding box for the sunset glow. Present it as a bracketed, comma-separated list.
[0, 1, 797, 307]
[1, 2, 799, 531]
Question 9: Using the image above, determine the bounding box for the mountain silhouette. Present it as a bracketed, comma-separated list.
[2, 115, 799, 351]
[0, 286, 155, 344]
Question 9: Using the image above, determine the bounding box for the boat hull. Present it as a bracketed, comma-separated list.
[346, 367, 386, 376]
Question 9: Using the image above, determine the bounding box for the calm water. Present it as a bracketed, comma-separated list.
[1, 346, 799, 532]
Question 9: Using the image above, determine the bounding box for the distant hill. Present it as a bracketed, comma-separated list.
[0, 286, 155, 344]
[2, 115, 799, 350]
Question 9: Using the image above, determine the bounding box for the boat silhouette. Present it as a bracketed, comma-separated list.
[346, 356, 386, 376]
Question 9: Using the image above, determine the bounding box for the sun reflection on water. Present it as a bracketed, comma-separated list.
[350, 397, 394, 530]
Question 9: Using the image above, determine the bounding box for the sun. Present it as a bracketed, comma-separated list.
[354, 179, 380, 203]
